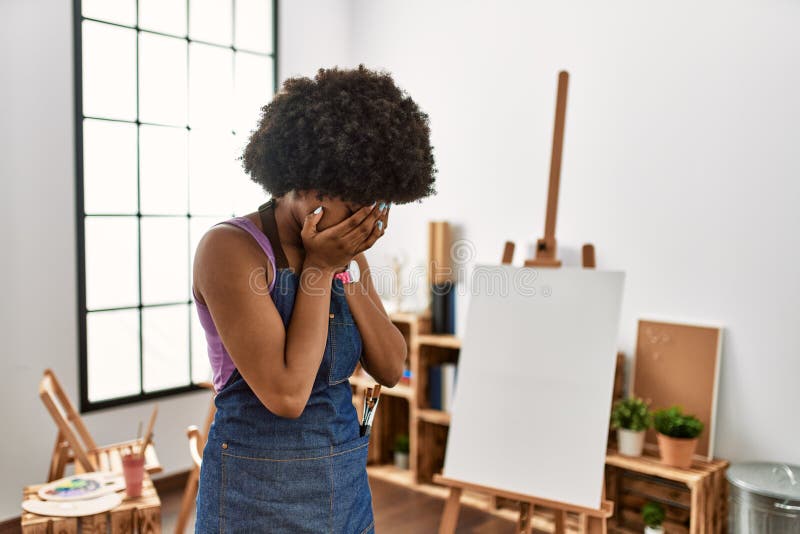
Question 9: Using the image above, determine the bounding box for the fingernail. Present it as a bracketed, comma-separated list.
[378, 202, 387, 212]
[313, 206, 323, 214]
[370, 201, 377, 209]
[377, 221, 384, 231]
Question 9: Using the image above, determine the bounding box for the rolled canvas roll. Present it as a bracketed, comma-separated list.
[428, 221, 455, 334]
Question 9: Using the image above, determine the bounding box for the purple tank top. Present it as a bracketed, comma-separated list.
[193, 216, 277, 392]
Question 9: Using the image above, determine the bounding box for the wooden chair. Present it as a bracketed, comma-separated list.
[175, 382, 217, 534]
[39, 368, 162, 481]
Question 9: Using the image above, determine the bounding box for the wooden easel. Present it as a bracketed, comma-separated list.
[433, 474, 613, 534]
[436, 71, 613, 533]
[39, 369, 162, 480]
[502, 70, 596, 270]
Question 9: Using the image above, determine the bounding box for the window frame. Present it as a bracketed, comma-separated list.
[73, 0, 279, 412]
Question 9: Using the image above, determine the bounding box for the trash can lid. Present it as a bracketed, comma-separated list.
[727, 463, 800, 501]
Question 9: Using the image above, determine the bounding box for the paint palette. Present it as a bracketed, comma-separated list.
[37, 473, 124, 502]
[23, 493, 123, 517]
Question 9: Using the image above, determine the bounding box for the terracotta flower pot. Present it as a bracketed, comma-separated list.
[657, 433, 698, 468]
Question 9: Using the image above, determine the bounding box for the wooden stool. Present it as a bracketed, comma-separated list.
[21, 473, 161, 534]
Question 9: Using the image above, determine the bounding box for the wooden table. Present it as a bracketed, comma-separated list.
[605, 450, 729, 534]
[21, 473, 161, 534]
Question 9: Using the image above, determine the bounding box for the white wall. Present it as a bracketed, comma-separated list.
[352, 0, 800, 466]
[279, 0, 354, 79]
[0, 0, 350, 518]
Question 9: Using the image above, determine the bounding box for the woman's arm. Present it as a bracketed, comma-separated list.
[194, 222, 335, 419]
[344, 252, 407, 387]
[194, 204, 382, 418]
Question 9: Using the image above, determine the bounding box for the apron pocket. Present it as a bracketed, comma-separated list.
[330, 433, 374, 534]
[327, 321, 362, 385]
[220, 446, 332, 533]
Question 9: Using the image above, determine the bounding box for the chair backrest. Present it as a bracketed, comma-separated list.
[186, 382, 217, 468]
[39, 369, 98, 472]
[198, 381, 217, 443]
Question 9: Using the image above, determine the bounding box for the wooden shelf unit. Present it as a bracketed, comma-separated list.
[349, 312, 461, 485]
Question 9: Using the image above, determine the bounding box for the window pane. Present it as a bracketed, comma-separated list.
[191, 308, 212, 383]
[189, 129, 234, 215]
[82, 0, 135, 26]
[235, 0, 272, 53]
[189, 43, 233, 129]
[189, 0, 232, 46]
[82, 21, 136, 121]
[141, 217, 189, 305]
[231, 133, 266, 215]
[140, 125, 189, 215]
[143, 304, 190, 392]
[234, 52, 272, 136]
[87, 309, 140, 402]
[139, 33, 188, 127]
[139, 0, 187, 36]
[82, 119, 138, 214]
[85, 216, 139, 310]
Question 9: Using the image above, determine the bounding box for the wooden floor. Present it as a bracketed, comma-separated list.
[160, 474, 519, 533]
[369, 477, 517, 533]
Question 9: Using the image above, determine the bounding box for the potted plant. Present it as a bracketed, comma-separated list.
[653, 406, 704, 468]
[393, 433, 409, 469]
[641, 501, 665, 534]
[610, 397, 651, 457]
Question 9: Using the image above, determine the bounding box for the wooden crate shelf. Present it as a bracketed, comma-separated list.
[22, 474, 161, 533]
[351, 313, 461, 489]
[605, 450, 729, 534]
[416, 334, 461, 350]
[349, 373, 413, 400]
[417, 408, 451, 426]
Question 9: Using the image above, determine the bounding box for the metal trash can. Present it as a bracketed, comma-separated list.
[728, 462, 800, 533]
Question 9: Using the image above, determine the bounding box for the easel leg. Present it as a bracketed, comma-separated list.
[576, 512, 588, 533]
[553, 509, 567, 534]
[516, 502, 532, 534]
[48, 433, 69, 482]
[438, 487, 463, 534]
[586, 515, 607, 534]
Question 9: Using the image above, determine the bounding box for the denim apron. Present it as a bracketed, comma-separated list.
[195, 202, 375, 534]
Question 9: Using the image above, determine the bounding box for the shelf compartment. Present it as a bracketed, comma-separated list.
[349, 373, 413, 400]
[416, 408, 451, 426]
[417, 334, 460, 350]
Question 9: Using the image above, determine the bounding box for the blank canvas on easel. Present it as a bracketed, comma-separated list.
[442, 265, 625, 510]
[633, 319, 722, 459]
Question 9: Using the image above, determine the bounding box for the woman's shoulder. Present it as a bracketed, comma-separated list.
[193, 215, 276, 302]
[197, 214, 274, 256]
[195, 215, 263, 257]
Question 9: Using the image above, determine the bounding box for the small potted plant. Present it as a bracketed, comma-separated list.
[641, 501, 665, 534]
[653, 406, 704, 468]
[393, 433, 410, 469]
[610, 397, 651, 457]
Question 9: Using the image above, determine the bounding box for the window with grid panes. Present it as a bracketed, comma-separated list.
[75, 0, 277, 411]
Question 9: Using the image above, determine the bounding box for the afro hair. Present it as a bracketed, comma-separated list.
[241, 65, 437, 205]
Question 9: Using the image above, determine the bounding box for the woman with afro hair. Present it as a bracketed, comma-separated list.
[192, 65, 436, 533]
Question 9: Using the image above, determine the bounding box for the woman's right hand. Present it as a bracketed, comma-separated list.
[300, 203, 386, 272]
